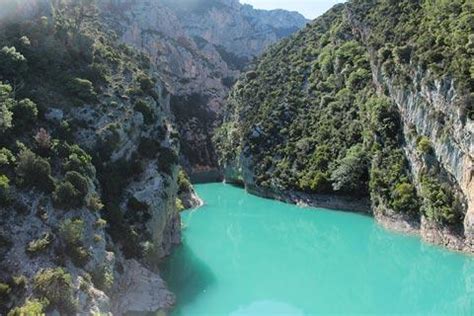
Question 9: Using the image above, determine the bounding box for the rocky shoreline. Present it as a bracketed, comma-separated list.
[376, 211, 474, 254]
[245, 184, 371, 213]
[234, 181, 474, 255]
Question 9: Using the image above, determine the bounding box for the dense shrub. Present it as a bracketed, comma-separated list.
[34, 128, 52, 151]
[53, 171, 89, 209]
[420, 176, 461, 225]
[0, 83, 14, 134]
[391, 182, 419, 214]
[330, 144, 368, 194]
[8, 299, 46, 316]
[134, 99, 155, 125]
[0, 282, 11, 305]
[26, 232, 52, 255]
[33, 268, 77, 314]
[176, 197, 185, 212]
[417, 136, 432, 154]
[62, 144, 94, 177]
[53, 181, 80, 209]
[67, 77, 96, 103]
[177, 169, 192, 194]
[0, 46, 27, 80]
[11, 98, 38, 131]
[0, 148, 14, 167]
[87, 194, 104, 212]
[59, 218, 90, 266]
[137, 74, 155, 94]
[15, 149, 54, 192]
[0, 174, 10, 205]
[91, 265, 114, 292]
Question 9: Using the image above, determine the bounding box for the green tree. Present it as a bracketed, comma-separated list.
[33, 268, 77, 314]
[11, 98, 38, 131]
[0, 83, 14, 134]
[330, 145, 368, 194]
[0, 47, 27, 87]
[15, 149, 54, 192]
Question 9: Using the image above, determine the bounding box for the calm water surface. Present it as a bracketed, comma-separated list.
[161, 183, 474, 315]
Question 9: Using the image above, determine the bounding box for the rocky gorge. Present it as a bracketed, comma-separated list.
[0, 0, 473, 314]
[0, 0, 307, 314]
[100, 0, 308, 181]
[215, 1, 473, 253]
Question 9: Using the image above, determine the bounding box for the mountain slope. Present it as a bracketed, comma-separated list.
[216, 0, 474, 252]
[100, 0, 308, 180]
[0, 1, 181, 313]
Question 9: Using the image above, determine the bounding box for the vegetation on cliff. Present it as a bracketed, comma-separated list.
[216, 0, 472, 229]
[0, 0, 180, 313]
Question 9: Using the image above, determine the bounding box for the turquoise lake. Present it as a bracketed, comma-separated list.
[161, 183, 474, 315]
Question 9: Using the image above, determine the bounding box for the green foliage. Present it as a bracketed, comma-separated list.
[33, 268, 77, 314]
[0, 83, 14, 134]
[67, 77, 96, 103]
[352, 0, 473, 92]
[0, 174, 10, 205]
[15, 149, 54, 192]
[176, 198, 185, 212]
[53, 171, 89, 209]
[137, 137, 160, 158]
[62, 143, 94, 177]
[11, 98, 38, 131]
[330, 144, 368, 194]
[65, 171, 89, 198]
[91, 265, 114, 292]
[177, 169, 192, 194]
[87, 194, 104, 212]
[134, 99, 155, 125]
[0, 46, 27, 80]
[137, 74, 155, 94]
[59, 218, 90, 266]
[391, 182, 419, 215]
[417, 136, 432, 154]
[420, 176, 461, 225]
[0, 282, 11, 305]
[216, 5, 371, 194]
[53, 181, 79, 209]
[0, 148, 14, 167]
[8, 299, 47, 316]
[26, 232, 52, 255]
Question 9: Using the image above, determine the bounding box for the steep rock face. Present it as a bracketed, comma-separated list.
[164, 0, 308, 62]
[0, 1, 181, 314]
[216, 0, 473, 252]
[100, 0, 307, 178]
[346, 0, 473, 249]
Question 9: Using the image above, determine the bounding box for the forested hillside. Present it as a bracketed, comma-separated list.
[0, 0, 183, 313]
[216, 0, 473, 251]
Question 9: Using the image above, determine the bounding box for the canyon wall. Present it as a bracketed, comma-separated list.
[216, 0, 473, 252]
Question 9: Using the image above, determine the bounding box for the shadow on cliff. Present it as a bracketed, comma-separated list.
[159, 240, 216, 313]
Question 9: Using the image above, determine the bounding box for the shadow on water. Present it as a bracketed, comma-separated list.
[158, 240, 216, 315]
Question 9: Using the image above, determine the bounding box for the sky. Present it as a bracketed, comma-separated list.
[240, 0, 346, 19]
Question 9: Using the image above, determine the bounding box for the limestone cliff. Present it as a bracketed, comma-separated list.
[0, 1, 180, 314]
[100, 0, 307, 180]
[216, 0, 473, 253]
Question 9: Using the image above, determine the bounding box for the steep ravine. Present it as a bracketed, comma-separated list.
[100, 0, 308, 181]
[216, 0, 473, 253]
[0, 0, 305, 314]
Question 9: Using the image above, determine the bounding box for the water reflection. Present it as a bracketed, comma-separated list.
[159, 241, 216, 314]
[161, 183, 474, 316]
